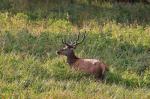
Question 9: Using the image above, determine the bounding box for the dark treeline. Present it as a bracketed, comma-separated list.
[0, 0, 150, 11]
[0, 0, 150, 25]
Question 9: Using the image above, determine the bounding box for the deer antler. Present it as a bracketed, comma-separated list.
[73, 32, 86, 47]
[62, 38, 70, 46]
[61, 32, 87, 48]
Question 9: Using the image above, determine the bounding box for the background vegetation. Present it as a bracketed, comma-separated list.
[0, 0, 150, 98]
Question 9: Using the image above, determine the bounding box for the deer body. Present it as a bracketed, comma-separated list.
[57, 32, 108, 80]
[73, 59, 107, 77]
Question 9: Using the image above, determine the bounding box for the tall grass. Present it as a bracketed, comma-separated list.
[0, 2, 150, 99]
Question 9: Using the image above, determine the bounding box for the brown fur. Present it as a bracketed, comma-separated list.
[72, 58, 107, 78]
[57, 46, 108, 80]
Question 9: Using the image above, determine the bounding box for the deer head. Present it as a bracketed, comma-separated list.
[57, 32, 86, 56]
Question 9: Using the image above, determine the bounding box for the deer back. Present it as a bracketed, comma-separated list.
[72, 58, 107, 75]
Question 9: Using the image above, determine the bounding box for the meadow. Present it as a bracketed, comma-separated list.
[0, 1, 150, 99]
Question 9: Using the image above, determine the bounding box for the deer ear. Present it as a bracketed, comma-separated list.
[72, 45, 77, 49]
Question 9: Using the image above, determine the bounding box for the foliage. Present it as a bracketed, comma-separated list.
[0, 1, 150, 99]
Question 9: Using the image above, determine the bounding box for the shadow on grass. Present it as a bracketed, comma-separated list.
[105, 71, 147, 88]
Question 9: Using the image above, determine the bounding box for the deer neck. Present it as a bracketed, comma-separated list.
[66, 51, 79, 66]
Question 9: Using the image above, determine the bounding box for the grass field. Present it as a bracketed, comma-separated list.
[0, 1, 150, 99]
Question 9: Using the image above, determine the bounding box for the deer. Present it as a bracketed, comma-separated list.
[57, 32, 109, 80]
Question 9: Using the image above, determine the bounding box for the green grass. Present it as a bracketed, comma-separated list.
[0, 2, 150, 99]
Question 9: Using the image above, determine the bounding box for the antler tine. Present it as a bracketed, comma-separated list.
[62, 38, 66, 44]
[73, 32, 81, 45]
[76, 32, 81, 42]
[73, 32, 86, 46]
[62, 37, 70, 46]
[69, 39, 74, 45]
[69, 34, 74, 45]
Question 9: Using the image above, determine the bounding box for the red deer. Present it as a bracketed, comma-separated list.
[57, 32, 108, 80]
